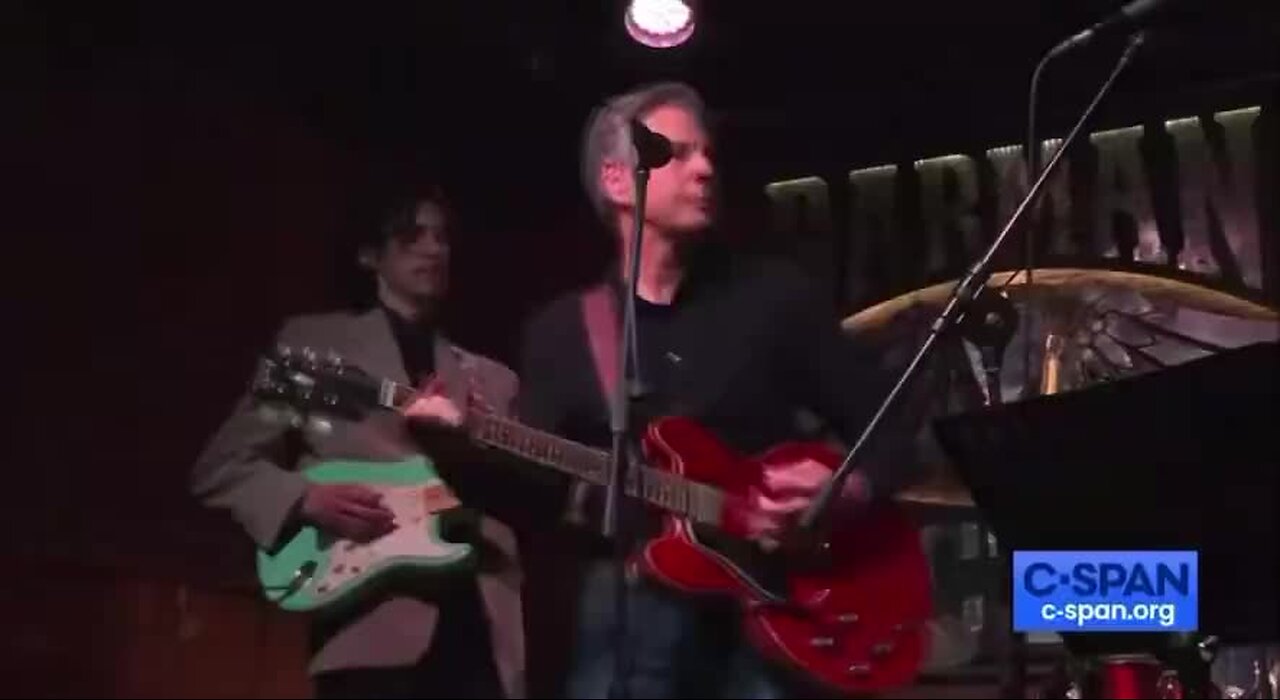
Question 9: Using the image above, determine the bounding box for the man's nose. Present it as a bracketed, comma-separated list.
[689, 150, 714, 178]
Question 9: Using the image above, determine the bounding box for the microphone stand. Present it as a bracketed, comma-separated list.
[960, 294, 1028, 699]
[796, 30, 1148, 535]
[602, 171, 648, 536]
[603, 159, 652, 700]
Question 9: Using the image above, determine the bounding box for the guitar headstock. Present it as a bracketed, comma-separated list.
[252, 345, 380, 420]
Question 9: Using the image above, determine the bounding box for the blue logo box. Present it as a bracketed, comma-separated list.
[1011, 550, 1198, 632]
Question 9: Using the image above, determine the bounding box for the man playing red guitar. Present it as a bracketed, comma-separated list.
[510, 82, 938, 698]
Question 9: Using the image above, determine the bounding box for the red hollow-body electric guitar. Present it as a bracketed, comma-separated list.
[255, 347, 935, 695]
[630, 416, 934, 694]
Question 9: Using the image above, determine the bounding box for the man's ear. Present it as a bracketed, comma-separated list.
[601, 161, 634, 208]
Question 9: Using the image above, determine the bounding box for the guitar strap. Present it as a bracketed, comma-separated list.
[568, 280, 620, 526]
[580, 280, 621, 402]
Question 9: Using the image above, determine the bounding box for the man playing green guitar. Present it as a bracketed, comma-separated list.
[190, 186, 536, 699]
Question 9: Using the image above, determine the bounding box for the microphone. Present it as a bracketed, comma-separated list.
[955, 287, 1019, 405]
[629, 118, 673, 171]
[1047, 0, 1180, 57]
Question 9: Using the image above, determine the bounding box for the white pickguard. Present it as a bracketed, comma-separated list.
[312, 483, 462, 596]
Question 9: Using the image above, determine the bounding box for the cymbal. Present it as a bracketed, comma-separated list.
[895, 477, 975, 508]
[843, 267, 1278, 335]
[845, 267, 1278, 511]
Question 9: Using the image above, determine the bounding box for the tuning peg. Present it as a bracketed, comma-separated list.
[272, 345, 302, 370]
[305, 416, 333, 436]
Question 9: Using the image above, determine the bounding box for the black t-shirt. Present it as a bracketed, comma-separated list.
[631, 294, 679, 425]
[381, 304, 436, 385]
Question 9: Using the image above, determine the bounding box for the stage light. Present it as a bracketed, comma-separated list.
[624, 0, 696, 49]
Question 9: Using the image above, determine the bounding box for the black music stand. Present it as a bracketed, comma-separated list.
[931, 341, 1278, 668]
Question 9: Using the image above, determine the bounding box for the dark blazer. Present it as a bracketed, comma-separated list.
[190, 307, 528, 698]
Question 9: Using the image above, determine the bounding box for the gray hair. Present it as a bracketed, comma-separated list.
[579, 81, 709, 220]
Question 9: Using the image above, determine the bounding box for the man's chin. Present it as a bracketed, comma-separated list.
[406, 277, 446, 297]
[670, 215, 713, 236]
[404, 289, 446, 310]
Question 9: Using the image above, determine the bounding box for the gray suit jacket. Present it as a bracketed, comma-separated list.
[190, 307, 527, 698]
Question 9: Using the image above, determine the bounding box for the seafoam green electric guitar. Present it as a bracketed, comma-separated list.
[249, 346, 475, 613]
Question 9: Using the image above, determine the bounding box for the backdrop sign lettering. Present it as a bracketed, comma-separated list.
[765, 105, 1277, 312]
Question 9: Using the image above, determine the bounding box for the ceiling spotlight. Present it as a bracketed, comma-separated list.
[625, 0, 696, 49]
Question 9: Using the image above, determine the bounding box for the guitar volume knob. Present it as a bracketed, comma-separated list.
[836, 613, 859, 624]
[810, 636, 836, 648]
[848, 663, 871, 676]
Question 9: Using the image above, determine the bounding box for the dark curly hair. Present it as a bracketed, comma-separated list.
[334, 181, 454, 310]
[359, 183, 453, 255]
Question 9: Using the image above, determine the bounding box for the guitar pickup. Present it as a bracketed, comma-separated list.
[422, 484, 461, 514]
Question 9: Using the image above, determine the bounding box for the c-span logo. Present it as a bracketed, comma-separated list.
[1012, 551, 1198, 632]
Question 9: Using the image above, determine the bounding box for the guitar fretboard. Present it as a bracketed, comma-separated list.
[468, 412, 727, 525]
[378, 379, 725, 526]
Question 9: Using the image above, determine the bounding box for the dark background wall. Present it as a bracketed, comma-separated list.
[6, 1, 1277, 696]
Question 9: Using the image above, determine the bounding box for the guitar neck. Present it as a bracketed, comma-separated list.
[377, 379, 726, 527]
